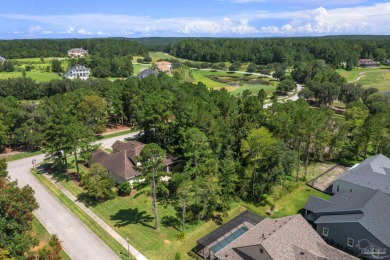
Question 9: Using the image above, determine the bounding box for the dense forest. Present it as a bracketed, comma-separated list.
[0, 38, 148, 58]
[169, 37, 390, 68]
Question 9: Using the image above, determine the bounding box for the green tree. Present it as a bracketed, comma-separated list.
[0, 160, 39, 258]
[276, 79, 296, 95]
[138, 143, 166, 231]
[241, 127, 277, 201]
[81, 164, 116, 201]
[51, 59, 62, 73]
[77, 95, 108, 134]
[37, 235, 62, 260]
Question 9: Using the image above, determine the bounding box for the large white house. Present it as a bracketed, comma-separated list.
[64, 64, 90, 80]
[68, 48, 88, 57]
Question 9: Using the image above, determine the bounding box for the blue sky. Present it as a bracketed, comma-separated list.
[0, 0, 389, 39]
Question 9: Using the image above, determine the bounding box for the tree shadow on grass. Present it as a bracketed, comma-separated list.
[161, 215, 181, 232]
[77, 192, 99, 207]
[110, 208, 154, 229]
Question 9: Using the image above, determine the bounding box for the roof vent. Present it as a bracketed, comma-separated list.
[262, 234, 265, 238]
[300, 252, 305, 255]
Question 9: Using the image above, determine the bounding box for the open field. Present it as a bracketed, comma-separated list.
[337, 67, 390, 92]
[0, 71, 61, 81]
[192, 69, 277, 95]
[32, 217, 71, 260]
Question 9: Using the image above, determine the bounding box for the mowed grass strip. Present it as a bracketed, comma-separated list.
[32, 170, 131, 260]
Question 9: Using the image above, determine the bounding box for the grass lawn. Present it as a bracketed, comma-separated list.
[337, 68, 390, 92]
[32, 218, 71, 260]
[230, 84, 276, 96]
[133, 63, 150, 75]
[0, 71, 60, 82]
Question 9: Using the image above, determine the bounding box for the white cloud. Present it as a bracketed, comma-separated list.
[1, 2, 390, 36]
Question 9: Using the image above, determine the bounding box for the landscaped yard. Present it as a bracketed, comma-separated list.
[336, 67, 390, 92]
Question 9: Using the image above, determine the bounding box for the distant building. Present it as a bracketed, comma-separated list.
[0, 56, 5, 63]
[68, 48, 88, 58]
[196, 211, 356, 260]
[137, 69, 158, 79]
[305, 189, 390, 258]
[63, 64, 90, 80]
[383, 59, 390, 66]
[358, 59, 379, 68]
[156, 61, 172, 73]
[331, 154, 390, 195]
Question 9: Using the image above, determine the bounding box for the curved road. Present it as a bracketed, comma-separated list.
[7, 132, 140, 260]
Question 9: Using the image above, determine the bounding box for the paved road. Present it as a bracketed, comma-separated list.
[263, 84, 303, 108]
[7, 132, 140, 260]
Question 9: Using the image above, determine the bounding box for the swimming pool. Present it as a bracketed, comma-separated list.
[211, 226, 249, 253]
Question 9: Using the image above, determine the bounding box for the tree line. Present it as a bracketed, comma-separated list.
[0, 38, 148, 59]
[169, 37, 390, 68]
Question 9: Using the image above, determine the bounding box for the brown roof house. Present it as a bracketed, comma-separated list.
[359, 59, 379, 68]
[196, 212, 357, 260]
[91, 140, 176, 183]
[156, 61, 172, 73]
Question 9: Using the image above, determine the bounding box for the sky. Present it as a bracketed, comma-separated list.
[0, 0, 389, 39]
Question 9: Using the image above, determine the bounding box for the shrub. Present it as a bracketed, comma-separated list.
[118, 181, 131, 196]
[175, 252, 182, 260]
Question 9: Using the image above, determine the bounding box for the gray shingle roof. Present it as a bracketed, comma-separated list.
[309, 190, 390, 247]
[305, 196, 335, 213]
[335, 154, 390, 194]
[137, 69, 158, 79]
[216, 214, 356, 260]
[0, 56, 5, 61]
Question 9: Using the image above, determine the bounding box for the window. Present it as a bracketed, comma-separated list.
[336, 185, 340, 192]
[322, 227, 329, 237]
[260, 248, 263, 254]
[373, 248, 379, 258]
[347, 238, 354, 247]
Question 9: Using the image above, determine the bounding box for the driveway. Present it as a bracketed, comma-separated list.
[7, 132, 140, 260]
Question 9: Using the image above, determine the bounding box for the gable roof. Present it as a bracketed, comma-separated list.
[216, 214, 356, 260]
[334, 154, 390, 194]
[0, 56, 5, 61]
[90, 150, 140, 180]
[307, 190, 390, 247]
[68, 48, 88, 52]
[111, 140, 145, 164]
[137, 69, 158, 79]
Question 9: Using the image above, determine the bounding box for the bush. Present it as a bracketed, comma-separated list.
[118, 181, 131, 196]
[175, 253, 182, 260]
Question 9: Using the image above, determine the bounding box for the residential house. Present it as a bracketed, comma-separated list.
[68, 48, 88, 57]
[196, 211, 356, 260]
[91, 140, 176, 183]
[384, 59, 390, 66]
[156, 61, 172, 73]
[0, 56, 5, 63]
[63, 64, 91, 80]
[304, 189, 390, 259]
[358, 59, 379, 68]
[331, 154, 390, 195]
[137, 69, 158, 79]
